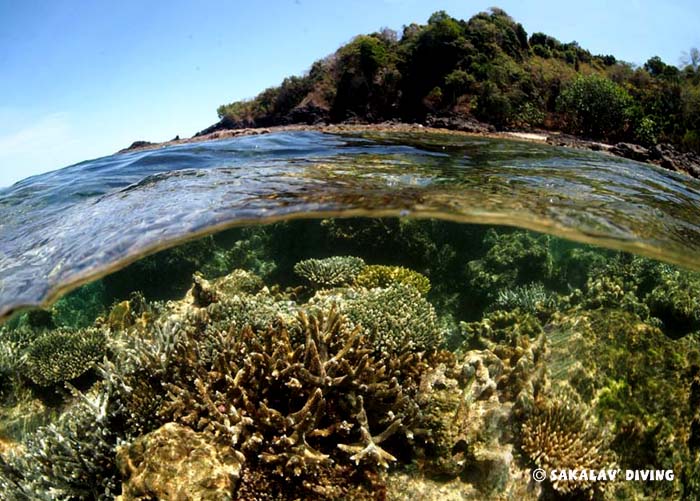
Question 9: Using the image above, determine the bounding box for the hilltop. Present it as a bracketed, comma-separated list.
[195, 9, 699, 174]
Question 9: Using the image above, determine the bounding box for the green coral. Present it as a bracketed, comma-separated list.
[491, 283, 557, 316]
[337, 284, 444, 353]
[23, 328, 106, 386]
[644, 267, 700, 338]
[553, 246, 610, 290]
[294, 256, 366, 288]
[580, 275, 650, 319]
[466, 230, 553, 308]
[354, 264, 431, 295]
[50, 281, 107, 329]
[459, 309, 543, 350]
[547, 308, 699, 498]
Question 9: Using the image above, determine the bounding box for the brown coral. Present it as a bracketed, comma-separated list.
[521, 397, 616, 495]
[116, 422, 244, 500]
[158, 305, 429, 483]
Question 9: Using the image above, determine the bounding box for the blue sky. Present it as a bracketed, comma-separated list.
[1, 0, 698, 187]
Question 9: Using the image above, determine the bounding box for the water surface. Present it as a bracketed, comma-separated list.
[2, 130, 700, 319]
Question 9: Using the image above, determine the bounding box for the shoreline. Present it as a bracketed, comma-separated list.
[118, 122, 700, 178]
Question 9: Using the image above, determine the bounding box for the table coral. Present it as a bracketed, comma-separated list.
[294, 256, 366, 288]
[23, 328, 106, 386]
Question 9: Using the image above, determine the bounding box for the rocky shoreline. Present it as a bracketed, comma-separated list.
[119, 119, 700, 179]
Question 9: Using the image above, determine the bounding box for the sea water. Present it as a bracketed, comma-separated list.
[0, 131, 699, 499]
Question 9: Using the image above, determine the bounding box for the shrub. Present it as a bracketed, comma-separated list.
[557, 74, 633, 139]
[682, 129, 700, 154]
[634, 116, 659, 147]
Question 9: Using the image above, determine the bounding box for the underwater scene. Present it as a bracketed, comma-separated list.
[1, 131, 700, 500]
[1, 219, 699, 500]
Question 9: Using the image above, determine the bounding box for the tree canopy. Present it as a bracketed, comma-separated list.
[216, 9, 700, 153]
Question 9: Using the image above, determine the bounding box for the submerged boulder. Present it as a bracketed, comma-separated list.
[116, 422, 244, 501]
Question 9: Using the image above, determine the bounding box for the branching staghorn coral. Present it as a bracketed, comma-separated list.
[99, 317, 182, 436]
[294, 256, 366, 288]
[354, 265, 431, 295]
[521, 396, 616, 496]
[491, 283, 556, 315]
[0, 328, 32, 401]
[0, 385, 121, 500]
[158, 305, 429, 481]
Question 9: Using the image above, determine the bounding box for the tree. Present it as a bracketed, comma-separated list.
[681, 47, 700, 72]
[644, 56, 679, 79]
[557, 74, 633, 139]
[475, 82, 512, 127]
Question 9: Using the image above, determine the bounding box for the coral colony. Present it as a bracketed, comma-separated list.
[0, 219, 698, 499]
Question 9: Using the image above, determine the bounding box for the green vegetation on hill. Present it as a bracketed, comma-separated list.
[216, 8, 700, 152]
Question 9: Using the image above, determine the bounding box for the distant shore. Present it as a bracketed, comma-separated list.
[118, 121, 700, 178]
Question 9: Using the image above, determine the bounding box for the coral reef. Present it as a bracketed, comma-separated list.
[330, 284, 445, 353]
[491, 283, 557, 318]
[23, 328, 106, 387]
[294, 256, 366, 288]
[545, 307, 700, 498]
[0, 328, 31, 401]
[1, 219, 699, 500]
[465, 230, 553, 304]
[520, 396, 616, 496]
[355, 264, 431, 295]
[116, 422, 244, 501]
[644, 266, 700, 338]
[209, 268, 265, 296]
[0, 386, 121, 500]
[158, 305, 429, 481]
[554, 246, 611, 290]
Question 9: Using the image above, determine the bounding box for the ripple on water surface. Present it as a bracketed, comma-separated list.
[2, 129, 700, 319]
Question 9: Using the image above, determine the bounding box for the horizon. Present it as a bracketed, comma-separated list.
[1, 0, 699, 188]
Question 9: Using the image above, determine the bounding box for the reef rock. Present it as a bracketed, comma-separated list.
[116, 422, 244, 501]
[611, 142, 651, 162]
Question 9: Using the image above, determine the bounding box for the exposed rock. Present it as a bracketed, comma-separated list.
[287, 94, 331, 125]
[120, 140, 155, 153]
[596, 141, 700, 178]
[545, 133, 612, 152]
[116, 422, 244, 501]
[195, 116, 255, 137]
[425, 114, 495, 133]
[650, 143, 700, 177]
[611, 142, 651, 162]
